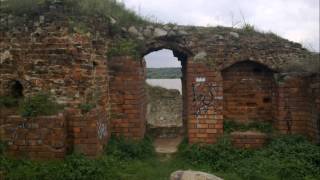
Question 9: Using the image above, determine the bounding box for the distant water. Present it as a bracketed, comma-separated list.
[146, 79, 182, 94]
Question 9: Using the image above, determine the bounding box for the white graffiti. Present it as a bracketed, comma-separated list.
[97, 118, 108, 140]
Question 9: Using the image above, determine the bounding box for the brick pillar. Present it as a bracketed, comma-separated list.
[185, 61, 223, 144]
[108, 56, 146, 139]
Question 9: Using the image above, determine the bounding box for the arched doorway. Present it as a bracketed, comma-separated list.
[143, 48, 188, 153]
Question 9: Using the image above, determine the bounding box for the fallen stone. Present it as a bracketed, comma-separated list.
[170, 170, 223, 180]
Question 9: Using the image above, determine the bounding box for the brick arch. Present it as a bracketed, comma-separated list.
[220, 58, 278, 73]
[141, 42, 192, 62]
[221, 60, 277, 123]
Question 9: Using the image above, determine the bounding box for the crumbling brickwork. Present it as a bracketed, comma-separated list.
[0, 17, 109, 109]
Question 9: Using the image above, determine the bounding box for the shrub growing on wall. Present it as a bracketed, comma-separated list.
[0, 96, 19, 108]
[19, 92, 62, 117]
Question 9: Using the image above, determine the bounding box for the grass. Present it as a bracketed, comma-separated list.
[1, 135, 319, 180]
[223, 119, 274, 134]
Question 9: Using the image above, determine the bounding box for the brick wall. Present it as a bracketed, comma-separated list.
[275, 74, 314, 137]
[0, 20, 109, 110]
[222, 61, 276, 123]
[108, 57, 147, 139]
[65, 108, 109, 157]
[307, 74, 320, 143]
[1, 114, 66, 159]
[231, 131, 268, 149]
[186, 61, 224, 144]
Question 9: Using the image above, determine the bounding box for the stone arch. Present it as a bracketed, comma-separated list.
[142, 42, 192, 62]
[220, 58, 278, 73]
[222, 60, 277, 123]
[142, 44, 192, 139]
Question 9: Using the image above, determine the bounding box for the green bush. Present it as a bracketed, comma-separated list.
[0, 141, 8, 156]
[79, 103, 96, 113]
[107, 39, 142, 59]
[223, 120, 274, 134]
[178, 134, 320, 179]
[241, 23, 256, 33]
[0, 96, 19, 108]
[105, 136, 155, 160]
[178, 135, 253, 171]
[19, 92, 62, 117]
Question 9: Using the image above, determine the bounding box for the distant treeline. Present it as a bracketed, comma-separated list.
[147, 68, 182, 79]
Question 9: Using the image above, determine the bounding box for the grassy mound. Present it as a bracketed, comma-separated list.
[1, 0, 148, 27]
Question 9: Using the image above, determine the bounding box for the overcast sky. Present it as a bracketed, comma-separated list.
[122, 0, 319, 68]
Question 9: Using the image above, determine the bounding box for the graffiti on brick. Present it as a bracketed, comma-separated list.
[97, 117, 108, 140]
[284, 97, 292, 134]
[192, 82, 220, 119]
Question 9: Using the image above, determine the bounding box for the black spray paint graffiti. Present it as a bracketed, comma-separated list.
[284, 97, 292, 134]
[192, 82, 220, 119]
[10, 119, 46, 146]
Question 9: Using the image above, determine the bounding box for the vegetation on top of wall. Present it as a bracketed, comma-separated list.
[1, 0, 149, 27]
[223, 119, 274, 134]
[107, 39, 143, 59]
[240, 23, 256, 33]
[19, 92, 63, 117]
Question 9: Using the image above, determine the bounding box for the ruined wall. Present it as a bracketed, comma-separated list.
[222, 61, 276, 123]
[0, 4, 319, 152]
[1, 114, 66, 159]
[0, 12, 111, 158]
[108, 57, 147, 139]
[0, 15, 109, 109]
[146, 85, 182, 138]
